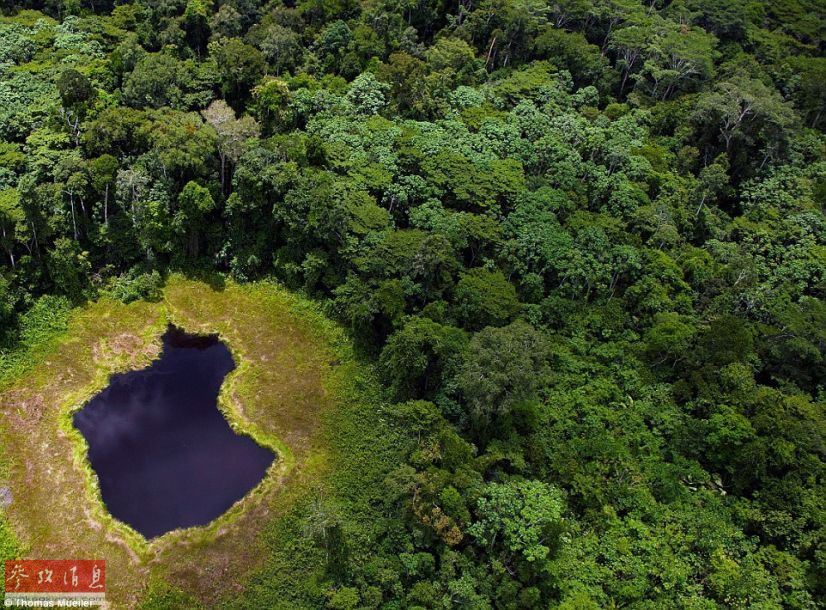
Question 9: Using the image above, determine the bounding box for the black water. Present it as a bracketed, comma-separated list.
[73, 325, 275, 539]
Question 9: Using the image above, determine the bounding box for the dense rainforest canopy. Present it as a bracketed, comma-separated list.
[0, 0, 824, 606]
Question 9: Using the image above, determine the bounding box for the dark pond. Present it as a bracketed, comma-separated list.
[73, 325, 275, 539]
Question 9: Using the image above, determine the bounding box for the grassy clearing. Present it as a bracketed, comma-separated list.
[0, 275, 400, 608]
[0, 296, 165, 607]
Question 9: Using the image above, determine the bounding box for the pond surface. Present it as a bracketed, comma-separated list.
[73, 325, 275, 539]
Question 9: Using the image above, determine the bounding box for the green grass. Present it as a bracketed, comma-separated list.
[0, 295, 69, 587]
[0, 294, 72, 390]
[0, 439, 20, 590]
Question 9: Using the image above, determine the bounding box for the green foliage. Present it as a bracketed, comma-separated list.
[0, 441, 19, 568]
[468, 479, 564, 563]
[46, 237, 91, 301]
[457, 321, 550, 424]
[644, 311, 696, 365]
[379, 316, 467, 401]
[122, 53, 192, 109]
[0, 513, 18, 564]
[453, 268, 520, 330]
[105, 268, 163, 303]
[0, 0, 824, 606]
[345, 72, 388, 116]
[174, 180, 215, 258]
[0, 293, 71, 386]
[208, 37, 265, 102]
[56, 68, 93, 106]
[137, 579, 204, 610]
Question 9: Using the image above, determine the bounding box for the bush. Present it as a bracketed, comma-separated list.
[106, 269, 164, 304]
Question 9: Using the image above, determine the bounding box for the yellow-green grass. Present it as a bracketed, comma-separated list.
[0, 275, 367, 608]
[0, 9, 56, 25]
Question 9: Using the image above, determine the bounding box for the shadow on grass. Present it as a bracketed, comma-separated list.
[165, 266, 227, 293]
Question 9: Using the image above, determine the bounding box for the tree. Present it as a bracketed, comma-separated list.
[345, 72, 389, 115]
[783, 56, 826, 129]
[378, 52, 430, 117]
[209, 38, 266, 103]
[467, 0, 550, 69]
[534, 27, 610, 89]
[132, 199, 172, 261]
[692, 156, 728, 219]
[56, 69, 94, 107]
[209, 4, 243, 38]
[0, 188, 26, 269]
[379, 317, 468, 400]
[174, 180, 215, 258]
[453, 268, 520, 330]
[667, 0, 752, 40]
[325, 587, 359, 610]
[468, 480, 564, 564]
[457, 321, 550, 425]
[122, 54, 189, 110]
[501, 188, 576, 292]
[55, 157, 90, 240]
[81, 106, 146, 158]
[57, 69, 95, 146]
[46, 237, 91, 301]
[0, 274, 15, 334]
[303, 495, 348, 577]
[315, 20, 354, 74]
[201, 99, 260, 193]
[693, 75, 796, 162]
[183, 0, 210, 58]
[644, 311, 696, 366]
[260, 24, 303, 75]
[609, 23, 650, 94]
[634, 21, 717, 99]
[139, 110, 217, 181]
[424, 36, 480, 82]
[89, 155, 118, 226]
[251, 77, 293, 133]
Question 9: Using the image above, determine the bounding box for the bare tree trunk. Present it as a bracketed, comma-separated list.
[2, 225, 14, 269]
[30, 220, 39, 258]
[620, 69, 630, 94]
[69, 193, 78, 240]
[618, 51, 639, 94]
[485, 36, 497, 69]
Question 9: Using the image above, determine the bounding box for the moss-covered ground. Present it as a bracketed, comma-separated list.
[0, 276, 403, 608]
